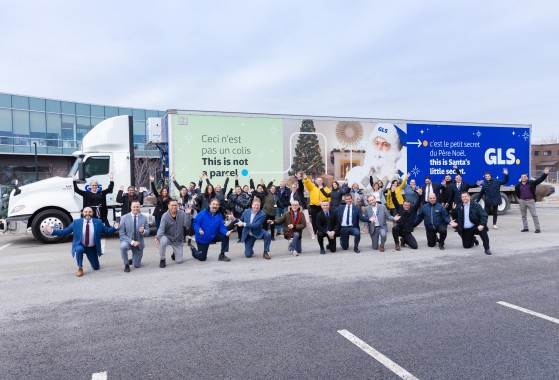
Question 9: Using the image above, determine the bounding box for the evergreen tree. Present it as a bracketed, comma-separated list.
[289, 119, 325, 176]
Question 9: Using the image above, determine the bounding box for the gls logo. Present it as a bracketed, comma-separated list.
[485, 148, 516, 165]
[378, 126, 388, 133]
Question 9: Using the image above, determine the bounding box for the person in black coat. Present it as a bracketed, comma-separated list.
[320, 180, 343, 212]
[450, 192, 492, 255]
[476, 168, 508, 229]
[150, 176, 173, 231]
[315, 200, 340, 254]
[392, 199, 421, 250]
[73, 173, 114, 226]
[116, 185, 145, 216]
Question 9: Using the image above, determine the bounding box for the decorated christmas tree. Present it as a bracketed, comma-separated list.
[289, 119, 325, 176]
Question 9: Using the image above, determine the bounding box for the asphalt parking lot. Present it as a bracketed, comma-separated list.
[1, 203, 558, 379]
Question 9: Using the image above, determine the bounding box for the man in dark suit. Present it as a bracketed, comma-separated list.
[451, 166, 478, 211]
[449, 192, 492, 255]
[119, 201, 149, 272]
[315, 200, 340, 254]
[335, 194, 369, 253]
[237, 198, 271, 259]
[48, 207, 118, 277]
[420, 176, 443, 205]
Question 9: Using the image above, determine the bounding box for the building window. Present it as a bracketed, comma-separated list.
[534, 151, 540, 156]
[543, 150, 551, 156]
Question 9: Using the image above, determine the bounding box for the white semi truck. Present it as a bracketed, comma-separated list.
[7, 110, 535, 243]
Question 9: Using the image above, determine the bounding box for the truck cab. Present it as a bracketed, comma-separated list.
[7, 115, 136, 243]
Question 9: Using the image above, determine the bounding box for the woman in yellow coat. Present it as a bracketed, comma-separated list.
[385, 173, 410, 216]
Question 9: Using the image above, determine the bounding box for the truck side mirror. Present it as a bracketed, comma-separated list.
[11, 179, 21, 196]
[78, 162, 86, 182]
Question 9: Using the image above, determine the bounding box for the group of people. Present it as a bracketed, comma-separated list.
[49, 166, 551, 277]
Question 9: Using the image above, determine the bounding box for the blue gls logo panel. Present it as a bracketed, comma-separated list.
[85, 184, 103, 191]
[406, 123, 530, 183]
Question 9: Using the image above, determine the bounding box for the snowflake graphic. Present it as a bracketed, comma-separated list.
[512, 131, 516, 136]
[269, 125, 278, 136]
[475, 130, 482, 138]
[183, 130, 193, 143]
[420, 130, 424, 134]
[411, 165, 420, 176]
[522, 131, 530, 141]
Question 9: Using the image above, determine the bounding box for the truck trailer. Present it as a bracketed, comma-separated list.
[7, 110, 531, 243]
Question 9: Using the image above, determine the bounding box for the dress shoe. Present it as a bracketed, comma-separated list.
[395, 243, 401, 251]
[263, 251, 271, 260]
[76, 267, 84, 277]
[439, 243, 445, 250]
[521, 228, 529, 232]
[237, 239, 241, 243]
[485, 249, 492, 255]
[124, 264, 130, 273]
[535, 229, 541, 233]
[271, 236, 275, 241]
[159, 259, 166, 268]
[379, 246, 385, 252]
[171, 253, 175, 261]
[400, 237, 405, 247]
[473, 237, 479, 246]
[276, 232, 282, 236]
[190, 246, 198, 259]
[320, 248, 326, 255]
[354, 248, 360, 253]
[218, 253, 231, 262]
[128, 259, 133, 265]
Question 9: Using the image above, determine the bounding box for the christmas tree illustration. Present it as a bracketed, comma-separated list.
[289, 119, 325, 176]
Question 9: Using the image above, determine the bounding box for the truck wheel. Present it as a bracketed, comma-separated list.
[473, 194, 485, 209]
[32, 210, 71, 244]
[497, 192, 510, 215]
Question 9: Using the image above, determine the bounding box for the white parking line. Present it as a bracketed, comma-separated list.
[92, 371, 107, 380]
[0, 243, 13, 251]
[497, 301, 559, 325]
[337, 329, 419, 380]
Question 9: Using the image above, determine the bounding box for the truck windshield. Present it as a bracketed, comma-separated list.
[67, 158, 82, 177]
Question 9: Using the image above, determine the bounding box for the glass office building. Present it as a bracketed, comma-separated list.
[0, 92, 164, 185]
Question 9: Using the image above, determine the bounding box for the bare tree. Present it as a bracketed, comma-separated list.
[46, 163, 68, 178]
[134, 158, 160, 190]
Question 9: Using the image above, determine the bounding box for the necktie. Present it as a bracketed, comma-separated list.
[325, 212, 329, 219]
[426, 184, 431, 201]
[85, 220, 90, 246]
[133, 215, 137, 241]
[346, 206, 350, 225]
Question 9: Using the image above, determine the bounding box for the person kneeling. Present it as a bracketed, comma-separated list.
[119, 201, 149, 272]
[191, 199, 232, 262]
[269, 200, 306, 256]
[236, 198, 271, 259]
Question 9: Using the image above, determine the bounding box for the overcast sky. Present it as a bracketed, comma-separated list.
[2, 1, 558, 141]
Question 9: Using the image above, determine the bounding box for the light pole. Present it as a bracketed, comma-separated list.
[33, 142, 38, 182]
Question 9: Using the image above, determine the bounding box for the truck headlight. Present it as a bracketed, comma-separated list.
[11, 205, 25, 213]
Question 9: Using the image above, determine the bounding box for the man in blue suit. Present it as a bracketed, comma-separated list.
[119, 201, 149, 272]
[237, 198, 271, 259]
[336, 194, 369, 253]
[48, 207, 118, 277]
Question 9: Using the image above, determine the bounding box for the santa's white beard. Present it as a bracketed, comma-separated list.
[364, 148, 400, 182]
